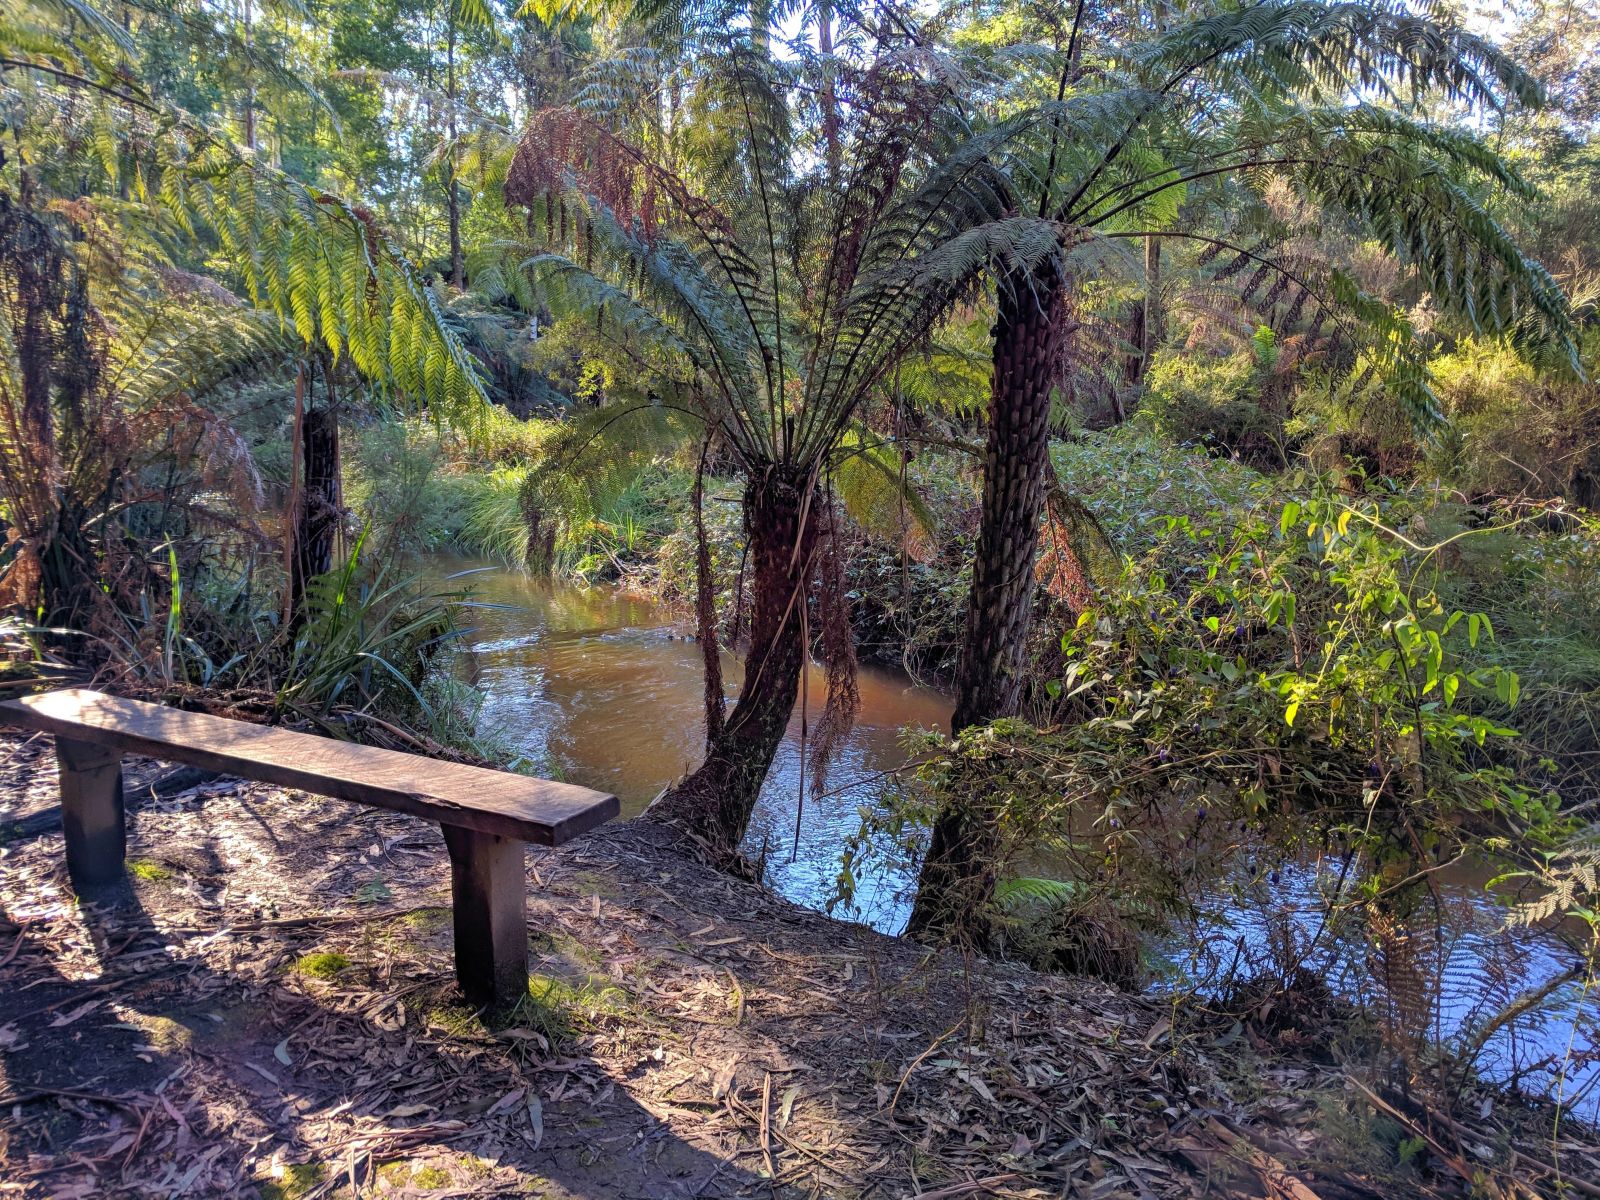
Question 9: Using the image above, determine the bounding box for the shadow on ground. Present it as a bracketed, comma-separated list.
[0, 746, 767, 1198]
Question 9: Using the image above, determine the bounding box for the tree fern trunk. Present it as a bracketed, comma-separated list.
[289, 403, 342, 624]
[648, 466, 817, 857]
[907, 264, 1067, 943]
[817, 2, 841, 185]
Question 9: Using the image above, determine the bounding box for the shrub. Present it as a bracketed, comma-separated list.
[1425, 334, 1600, 505]
[345, 420, 478, 554]
[1140, 344, 1286, 465]
[840, 477, 1576, 990]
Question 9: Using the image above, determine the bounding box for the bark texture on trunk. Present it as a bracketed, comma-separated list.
[446, 25, 464, 290]
[953, 266, 1065, 731]
[289, 404, 342, 621]
[1141, 234, 1162, 369]
[907, 264, 1067, 943]
[647, 466, 817, 856]
[817, 3, 841, 185]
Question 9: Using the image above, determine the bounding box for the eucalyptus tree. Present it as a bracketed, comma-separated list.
[1, 0, 487, 630]
[503, 46, 1039, 854]
[908, 0, 1579, 940]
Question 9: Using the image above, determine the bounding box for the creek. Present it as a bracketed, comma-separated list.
[424, 554, 1597, 1116]
[423, 554, 948, 928]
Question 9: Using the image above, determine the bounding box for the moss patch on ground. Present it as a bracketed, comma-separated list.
[412, 1164, 452, 1188]
[398, 905, 451, 931]
[506, 972, 632, 1046]
[123, 1012, 196, 1052]
[256, 1162, 325, 1199]
[424, 1002, 487, 1039]
[129, 858, 175, 882]
[569, 870, 621, 899]
[291, 951, 351, 980]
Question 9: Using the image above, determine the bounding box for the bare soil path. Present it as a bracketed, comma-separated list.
[1, 731, 1590, 1198]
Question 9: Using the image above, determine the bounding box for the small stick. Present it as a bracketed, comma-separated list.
[887, 1018, 964, 1115]
[911, 1175, 1022, 1200]
[760, 1071, 776, 1180]
[0, 929, 26, 968]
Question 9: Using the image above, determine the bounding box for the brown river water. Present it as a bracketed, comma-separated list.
[423, 555, 949, 929]
[424, 555, 1597, 1114]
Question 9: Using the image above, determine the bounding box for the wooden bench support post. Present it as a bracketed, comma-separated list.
[56, 736, 125, 890]
[441, 823, 529, 1009]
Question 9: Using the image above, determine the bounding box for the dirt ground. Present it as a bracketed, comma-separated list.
[1, 730, 1594, 1199]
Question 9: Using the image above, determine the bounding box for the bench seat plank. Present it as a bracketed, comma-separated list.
[0, 688, 617, 845]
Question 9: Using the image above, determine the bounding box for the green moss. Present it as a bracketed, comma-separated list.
[399, 906, 451, 932]
[412, 1165, 452, 1188]
[375, 1162, 410, 1188]
[504, 972, 630, 1044]
[257, 1162, 326, 1200]
[530, 928, 603, 968]
[129, 858, 175, 882]
[569, 870, 621, 899]
[291, 951, 351, 980]
[424, 1004, 486, 1038]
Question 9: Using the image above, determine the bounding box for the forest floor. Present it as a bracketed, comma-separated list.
[1, 730, 1596, 1200]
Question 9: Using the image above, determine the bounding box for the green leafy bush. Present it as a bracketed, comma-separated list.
[840, 476, 1574, 982]
[1425, 333, 1600, 505]
[345, 420, 479, 554]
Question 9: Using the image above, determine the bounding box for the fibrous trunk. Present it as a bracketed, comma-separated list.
[446, 24, 464, 289]
[907, 263, 1067, 943]
[289, 404, 342, 622]
[648, 466, 817, 857]
[2, 197, 108, 633]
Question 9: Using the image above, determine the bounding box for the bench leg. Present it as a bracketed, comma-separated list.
[441, 824, 529, 1009]
[56, 737, 125, 890]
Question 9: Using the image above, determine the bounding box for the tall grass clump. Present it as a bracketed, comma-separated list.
[461, 465, 537, 568]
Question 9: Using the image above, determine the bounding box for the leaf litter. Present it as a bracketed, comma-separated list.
[1, 730, 1597, 1198]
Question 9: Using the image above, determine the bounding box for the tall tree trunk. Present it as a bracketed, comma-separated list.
[1141, 234, 1162, 371]
[39, 261, 104, 631]
[692, 445, 727, 747]
[446, 21, 464, 290]
[288, 403, 342, 624]
[907, 263, 1069, 943]
[750, 0, 771, 58]
[648, 466, 818, 855]
[242, 0, 256, 151]
[817, 2, 841, 185]
[3, 195, 104, 633]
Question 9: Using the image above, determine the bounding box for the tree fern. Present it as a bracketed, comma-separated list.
[2, 0, 491, 428]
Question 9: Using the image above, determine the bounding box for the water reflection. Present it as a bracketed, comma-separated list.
[422, 554, 1596, 1115]
[423, 553, 950, 928]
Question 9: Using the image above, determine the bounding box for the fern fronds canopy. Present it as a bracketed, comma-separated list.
[2, 0, 490, 428]
[949, 0, 1579, 430]
[502, 57, 1058, 474]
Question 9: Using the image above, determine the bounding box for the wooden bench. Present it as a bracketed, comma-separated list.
[0, 688, 618, 1008]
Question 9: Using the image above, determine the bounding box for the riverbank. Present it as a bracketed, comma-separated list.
[3, 731, 1597, 1198]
